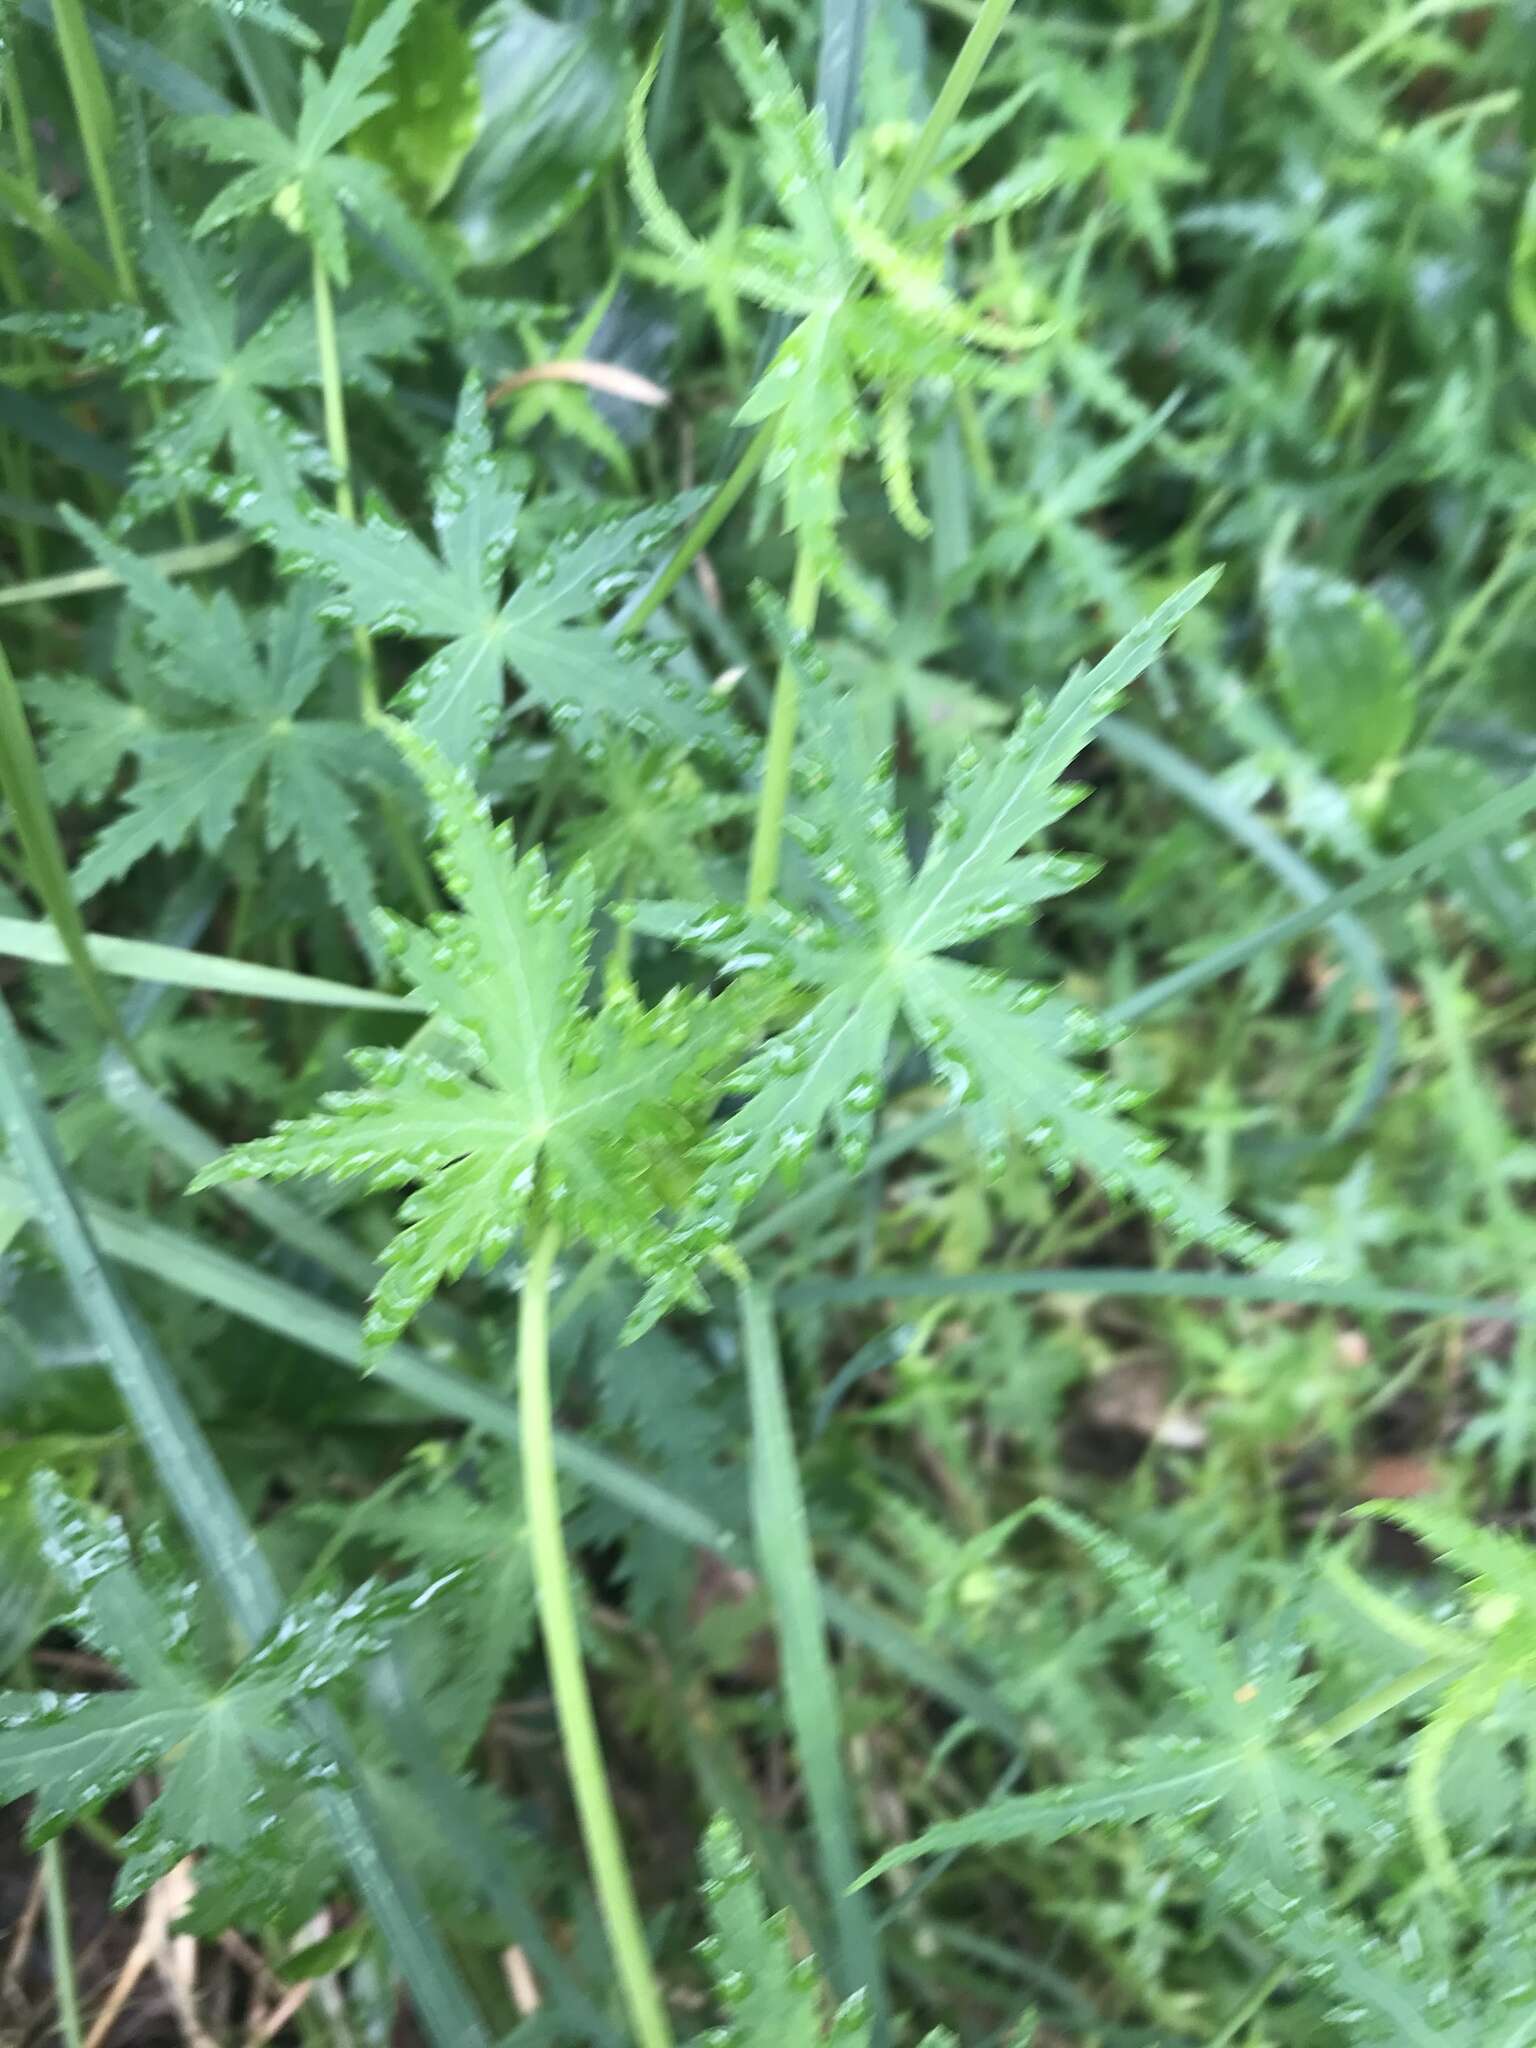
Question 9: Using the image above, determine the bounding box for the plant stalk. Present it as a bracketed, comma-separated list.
[620, 422, 775, 640]
[882, 0, 1019, 228]
[0, 57, 44, 578]
[3, 48, 41, 195]
[312, 250, 356, 525]
[0, 638, 121, 1042]
[47, 0, 195, 540]
[745, 546, 821, 909]
[0, 164, 115, 298]
[312, 248, 380, 717]
[518, 1224, 675, 2048]
[0, 536, 249, 613]
[42, 1839, 83, 2048]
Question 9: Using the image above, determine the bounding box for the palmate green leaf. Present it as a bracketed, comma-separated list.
[367, 1455, 539, 1754]
[1039, 55, 1200, 275]
[1, 1473, 437, 1903]
[828, 613, 1009, 774]
[1393, 746, 1536, 961]
[858, 1507, 1376, 1895]
[574, 1316, 736, 1617]
[246, 379, 731, 764]
[133, 222, 422, 505]
[175, 0, 448, 289]
[1359, 1502, 1536, 1620]
[32, 976, 279, 1207]
[7, 224, 422, 514]
[1026, 1502, 1379, 1885]
[556, 740, 751, 901]
[51, 512, 390, 943]
[1028, 1501, 1298, 1739]
[634, 577, 1269, 1301]
[627, 0, 1044, 589]
[1195, 1834, 1477, 2048]
[24, 671, 151, 807]
[193, 724, 743, 1345]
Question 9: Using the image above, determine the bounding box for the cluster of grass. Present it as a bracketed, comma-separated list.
[2, 1, 1535, 2044]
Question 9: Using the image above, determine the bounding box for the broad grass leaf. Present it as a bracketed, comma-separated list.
[448, 0, 624, 267]
[1266, 564, 1415, 782]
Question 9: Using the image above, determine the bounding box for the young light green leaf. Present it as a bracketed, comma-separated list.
[176, 0, 448, 288]
[627, 0, 1044, 592]
[634, 576, 1267, 1303]
[1510, 173, 1536, 344]
[1350, 1498, 1536, 1890]
[192, 724, 743, 1344]
[244, 380, 730, 764]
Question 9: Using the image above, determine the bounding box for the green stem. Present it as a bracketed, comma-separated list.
[745, 546, 820, 909]
[312, 247, 379, 717]
[42, 1839, 83, 2048]
[518, 1224, 675, 2048]
[881, 0, 1019, 229]
[312, 249, 356, 525]
[0, 637, 121, 1043]
[0, 163, 115, 299]
[1305, 1657, 1457, 1755]
[47, 0, 194, 541]
[48, 0, 134, 301]
[1165, 0, 1224, 145]
[0, 52, 47, 582]
[621, 421, 775, 640]
[4, 47, 42, 195]
[0, 536, 249, 613]
[0, 408, 43, 580]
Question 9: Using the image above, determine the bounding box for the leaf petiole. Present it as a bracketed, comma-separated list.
[518, 1223, 676, 2048]
[746, 544, 821, 909]
[311, 246, 380, 719]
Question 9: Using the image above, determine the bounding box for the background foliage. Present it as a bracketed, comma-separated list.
[2, 0, 1536, 2044]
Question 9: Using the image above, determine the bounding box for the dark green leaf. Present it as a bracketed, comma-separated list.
[449, 0, 624, 267]
[348, 0, 481, 207]
[1266, 564, 1416, 782]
